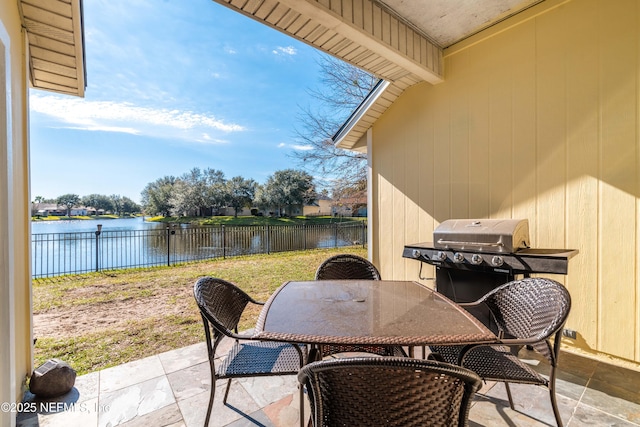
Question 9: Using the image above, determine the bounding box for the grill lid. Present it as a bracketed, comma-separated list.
[433, 219, 530, 253]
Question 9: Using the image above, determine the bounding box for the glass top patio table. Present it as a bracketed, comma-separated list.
[254, 280, 497, 347]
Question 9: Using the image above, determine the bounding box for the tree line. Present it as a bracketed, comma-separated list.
[32, 194, 141, 217]
[141, 168, 316, 218]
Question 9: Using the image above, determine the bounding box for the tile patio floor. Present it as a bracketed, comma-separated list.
[16, 340, 640, 427]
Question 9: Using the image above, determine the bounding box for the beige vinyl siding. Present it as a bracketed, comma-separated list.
[371, 0, 640, 363]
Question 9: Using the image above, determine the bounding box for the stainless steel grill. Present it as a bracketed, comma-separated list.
[402, 219, 578, 332]
[433, 219, 530, 253]
[402, 218, 578, 330]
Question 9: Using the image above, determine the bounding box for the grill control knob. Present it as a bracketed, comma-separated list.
[470, 254, 483, 265]
[491, 256, 504, 267]
[435, 251, 447, 261]
[412, 249, 421, 259]
[453, 252, 465, 263]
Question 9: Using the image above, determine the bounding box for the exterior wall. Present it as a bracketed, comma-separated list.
[0, 2, 31, 426]
[303, 199, 332, 216]
[371, 0, 640, 365]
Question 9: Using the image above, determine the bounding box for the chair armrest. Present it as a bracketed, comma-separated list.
[457, 300, 484, 309]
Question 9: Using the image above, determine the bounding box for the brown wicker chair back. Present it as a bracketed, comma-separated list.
[194, 277, 306, 427]
[430, 277, 571, 427]
[314, 255, 405, 358]
[194, 276, 254, 336]
[482, 277, 571, 359]
[298, 357, 481, 427]
[315, 254, 381, 280]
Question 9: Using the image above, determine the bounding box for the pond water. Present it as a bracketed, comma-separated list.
[31, 217, 159, 234]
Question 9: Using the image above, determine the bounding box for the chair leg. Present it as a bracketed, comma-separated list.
[222, 378, 232, 404]
[549, 385, 563, 427]
[205, 376, 216, 427]
[299, 383, 305, 427]
[504, 382, 515, 410]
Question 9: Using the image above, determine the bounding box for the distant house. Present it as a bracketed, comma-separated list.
[303, 197, 332, 216]
[70, 207, 89, 216]
[332, 195, 367, 217]
[33, 203, 65, 216]
[219, 206, 253, 217]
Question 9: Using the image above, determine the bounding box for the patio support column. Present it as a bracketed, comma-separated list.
[366, 127, 373, 262]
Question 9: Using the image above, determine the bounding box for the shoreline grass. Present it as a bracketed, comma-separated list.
[33, 246, 367, 375]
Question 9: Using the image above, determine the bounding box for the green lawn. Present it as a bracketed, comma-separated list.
[32, 246, 367, 375]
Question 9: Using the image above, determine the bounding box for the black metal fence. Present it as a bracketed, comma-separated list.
[31, 222, 367, 278]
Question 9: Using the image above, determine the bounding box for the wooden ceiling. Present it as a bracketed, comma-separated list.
[19, 0, 86, 97]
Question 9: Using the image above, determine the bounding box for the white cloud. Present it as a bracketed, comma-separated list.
[272, 46, 297, 56]
[199, 133, 229, 144]
[277, 142, 313, 151]
[29, 94, 244, 143]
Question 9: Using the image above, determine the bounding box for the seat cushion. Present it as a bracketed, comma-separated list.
[429, 345, 549, 385]
[217, 341, 305, 378]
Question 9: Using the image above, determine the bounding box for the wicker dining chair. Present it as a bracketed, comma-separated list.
[298, 357, 482, 427]
[315, 253, 381, 280]
[193, 277, 307, 427]
[429, 277, 571, 427]
[314, 254, 405, 358]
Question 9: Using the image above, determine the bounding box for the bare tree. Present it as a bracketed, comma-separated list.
[291, 54, 378, 191]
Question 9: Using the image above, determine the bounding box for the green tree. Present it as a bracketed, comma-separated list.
[204, 168, 227, 215]
[141, 176, 176, 216]
[170, 168, 210, 217]
[259, 169, 315, 216]
[56, 194, 81, 217]
[110, 194, 123, 216]
[226, 176, 257, 218]
[120, 196, 141, 214]
[81, 194, 114, 215]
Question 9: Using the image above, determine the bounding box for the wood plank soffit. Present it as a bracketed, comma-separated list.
[20, 0, 86, 97]
[213, 0, 444, 84]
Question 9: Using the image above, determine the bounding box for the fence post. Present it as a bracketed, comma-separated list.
[334, 222, 338, 248]
[303, 224, 306, 250]
[266, 225, 270, 254]
[222, 225, 226, 259]
[166, 224, 174, 266]
[362, 221, 366, 248]
[94, 224, 102, 272]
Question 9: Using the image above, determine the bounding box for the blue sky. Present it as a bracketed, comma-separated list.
[29, 0, 331, 204]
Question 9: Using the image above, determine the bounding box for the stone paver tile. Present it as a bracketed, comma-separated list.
[19, 397, 100, 427]
[569, 402, 640, 426]
[167, 361, 211, 402]
[118, 402, 184, 427]
[159, 342, 208, 375]
[98, 376, 175, 427]
[100, 355, 165, 393]
[236, 375, 300, 408]
[177, 380, 260, 427]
